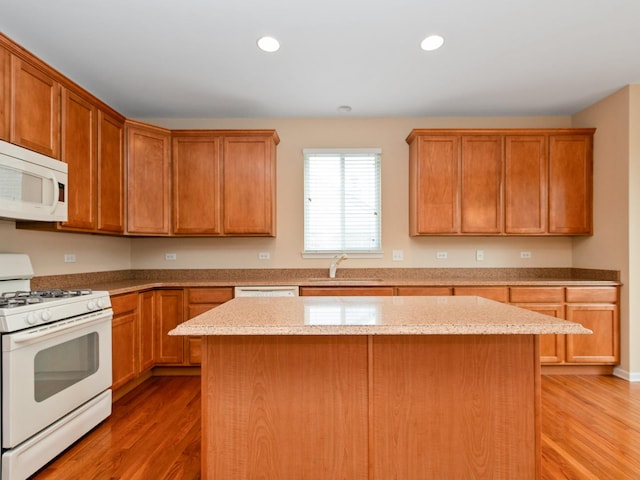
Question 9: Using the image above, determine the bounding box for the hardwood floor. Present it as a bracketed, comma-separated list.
[32, 377, 202, 480]
[32, 375, 640, 479]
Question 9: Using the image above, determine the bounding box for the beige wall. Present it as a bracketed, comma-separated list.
[0, 219, 132, 275]
[572, 85, 638, 378]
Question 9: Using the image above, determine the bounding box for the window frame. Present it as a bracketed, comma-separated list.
[302, 148, 383, 259]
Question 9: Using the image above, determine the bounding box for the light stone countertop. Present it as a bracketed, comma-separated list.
[169, 295, 591, 336]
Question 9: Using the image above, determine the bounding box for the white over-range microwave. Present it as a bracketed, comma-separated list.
[0, 139, 68, 222]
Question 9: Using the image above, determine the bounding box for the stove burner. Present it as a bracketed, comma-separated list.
[0, 289, 93, 308]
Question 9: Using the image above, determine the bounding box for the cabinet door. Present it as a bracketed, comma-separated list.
[61, 88, 97, 230]
[154, 289, 184, 364]
[97, 111, 124, 233]
[409, 135, 459, 234]
[504, 136, 546, 234]
[126, 122, 171, 234]
[110, 293, 139, 390]
[139, 290, 155, 372]
[172, 135, 222, 234]
[0, 46, 9, 140]
[460, 136, 503, 233]
[548, 135, 592, 234]
[222, 135, 276, 235]
[565, 304, 618, 364]
[10, 55, 60, 158]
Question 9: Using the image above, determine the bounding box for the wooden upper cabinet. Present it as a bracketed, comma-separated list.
[548, 134, 593, 235]
[222, 133, 278, 235]
[460, 135, 502, 233]
[172, 134, 221, 235]
[126, 121, 171, 235]
[10, 55, 60, 158]
[409, 135, 459, 234]
[97, 111, 125, 233]
[407, 128, 594, 236]
[61, 88, 97, 230]
[504, 136, 546, 234]
[56, 97, 124, 234]
[0, 46, 9, 141]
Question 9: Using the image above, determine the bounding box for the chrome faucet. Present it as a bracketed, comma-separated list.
[329, 253, 348, 278]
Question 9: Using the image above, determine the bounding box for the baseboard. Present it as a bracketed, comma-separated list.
[613, 366, 640, 382]
[541, 365, 614, 375]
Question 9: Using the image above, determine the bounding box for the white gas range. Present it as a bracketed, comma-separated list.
[0, 254, 113, 480]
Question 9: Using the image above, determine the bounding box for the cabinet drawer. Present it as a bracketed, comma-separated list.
[509, 287, 564, 303]
[396, 286, 452, 296]
[110, 293, 138, 313]
[299, 286, 395, 296]
[188, 287, 234, 303]
[566, 287, 617, 303]
[453, 287, 509, 303]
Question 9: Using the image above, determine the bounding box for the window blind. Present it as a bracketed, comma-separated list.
[303, 149, 381, 253]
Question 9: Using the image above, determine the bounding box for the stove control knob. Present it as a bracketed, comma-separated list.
[26, 312, 38, 325]
[41, 310, 52, 321]
[97, 298, 106, 309]
[87, 300, 97, 311]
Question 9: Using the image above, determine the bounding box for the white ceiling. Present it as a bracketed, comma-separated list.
[1, 0, 639, 119]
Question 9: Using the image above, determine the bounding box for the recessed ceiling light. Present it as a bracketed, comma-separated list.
[337, 105, 352, 113]
[257, 36, 280, 53]
[420, 34, 445, 51]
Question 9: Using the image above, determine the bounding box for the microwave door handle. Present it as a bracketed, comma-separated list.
[47, 171, 59, 213]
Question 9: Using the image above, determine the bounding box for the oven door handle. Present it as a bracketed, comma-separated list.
[8, 309, 112, 346]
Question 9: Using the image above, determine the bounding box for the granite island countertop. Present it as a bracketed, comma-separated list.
[169, 295, 591, 336]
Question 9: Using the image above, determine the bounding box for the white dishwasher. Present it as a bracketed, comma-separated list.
[234, 286, 299, 297]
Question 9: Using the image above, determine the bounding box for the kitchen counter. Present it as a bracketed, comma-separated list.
[174, 295, 586, 479]
[30, 267, 621, 294]
[169, 295, 590, 336]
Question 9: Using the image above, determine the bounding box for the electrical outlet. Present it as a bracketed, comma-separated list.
[476, 249, 484, 261]
[392, 250, 404, 261]
[64, 253, 76, 263]
[258, 252, 270, 260]
[520, 251, 532, 259]
[165, 253, 177, 261]
[436, 251, 448, 260]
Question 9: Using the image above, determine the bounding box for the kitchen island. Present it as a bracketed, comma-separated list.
[170, 295, 589, 480]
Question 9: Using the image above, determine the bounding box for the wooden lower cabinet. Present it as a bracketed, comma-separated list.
[154, 289, 185, 364]
[564, 287, 619, 363]
[110, 283, 618, 394]
[510, 286, 619, 365]
[184, 287, 234, 364]
[139, 290, 155, 372]
[110, 293, 139, 390]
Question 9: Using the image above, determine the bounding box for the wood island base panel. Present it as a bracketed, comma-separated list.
[170, 296, 589, 480]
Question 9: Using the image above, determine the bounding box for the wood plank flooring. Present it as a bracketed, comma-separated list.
[32, 375, 640, 479]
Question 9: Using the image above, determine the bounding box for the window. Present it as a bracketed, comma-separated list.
[303, 148, 381, 255]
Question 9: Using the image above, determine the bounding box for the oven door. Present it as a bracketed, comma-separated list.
[2, 309, 112, 448]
